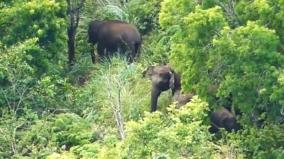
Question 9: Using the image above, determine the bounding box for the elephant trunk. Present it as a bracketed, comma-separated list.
[151, 86, 161, 112]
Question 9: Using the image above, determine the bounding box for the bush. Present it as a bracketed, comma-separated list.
[53, 96, 216, 159]
[27, 75, 75, 112]
[0, 39, 75, 113]
[209, 22, 284, 119]
[139, 30, 172, 64]
[78, 57, 153, 125]
[126, 0, 162, 34]
[0, 39, 38, 111]
[159, 0, 197, 29]
[52, 113, 95, 149]
[119, 96, 214, 158]
[0, 0, 67, 74]
[169, 6, 227, 103]
[236, 0, 284, 44]
[0, 111, 97, 158]
[225, 124, 284, 159]
[0, 110, 31, 158]
[160, 0, 284, 121]
[16, 115, 56, 158]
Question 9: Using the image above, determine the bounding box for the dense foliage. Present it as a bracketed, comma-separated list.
[0, 0, 67, 74]
[0, 0, 283, 158]
[162, 0, 284, 123]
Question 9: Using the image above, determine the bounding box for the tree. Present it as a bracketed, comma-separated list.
[0, 0, 67, 75]
[209, 22, 284, 119]
[160, 0, 284, 121]
[169, 6, 227, 100]
[67, 0, 85, 66]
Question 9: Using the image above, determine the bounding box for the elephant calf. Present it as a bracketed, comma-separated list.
[143, 65, 179, 112]
[143, 65, 193, 111]
[172, 90, 194, 108]
[209, 107, 241, 133]
[88, 20, 142, 63]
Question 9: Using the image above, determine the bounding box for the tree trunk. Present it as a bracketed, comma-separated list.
[67, 0, 85, 67]
[67, 24, 76, 66]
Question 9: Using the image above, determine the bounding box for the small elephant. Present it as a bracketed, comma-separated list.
[143, 65, 181, 112]
[172, 89, 194, 108]
[169, 71, 193, 107]
[88, 20, 142, 63]
[209, 107, 241, 133]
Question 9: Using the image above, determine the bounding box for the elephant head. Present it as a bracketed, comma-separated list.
[143, 65, 173, 112]
[169, 69, 181, 93]
[88, 20, 104, 44]
[143, 65, 182, 112]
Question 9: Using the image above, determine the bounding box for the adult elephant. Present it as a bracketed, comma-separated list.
[88, 20, 142, 63]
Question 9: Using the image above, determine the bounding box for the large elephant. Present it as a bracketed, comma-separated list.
[88, 20, 142, 63]
[209, 107, 241, 133]
[143, 65, 183, 112]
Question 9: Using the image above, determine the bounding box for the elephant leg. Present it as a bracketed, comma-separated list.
[97, 44, 105, 62]
[209, 124, 219, 133]
[90, 45, 96, 64]
[126, 44, 135, 63]
[151, 86, 161, 112]
[128, 42, 141, 63]
[118, 45, 127, 56]
[134, 42, 141, 60]
[106, 48, 115, 61]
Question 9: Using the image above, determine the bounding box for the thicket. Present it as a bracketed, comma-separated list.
[0, 0, 283, 158]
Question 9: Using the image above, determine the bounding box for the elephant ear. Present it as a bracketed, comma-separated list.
[88, 20, 104, 43]
[142, 66, 155, 78]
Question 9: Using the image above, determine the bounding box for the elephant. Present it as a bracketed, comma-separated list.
[169, 70, 194, 107]
[209, 106, 241, 133]
[88, 20, 142, 63]
[171, 89, 194, 108]
[143, 65, 184, 112]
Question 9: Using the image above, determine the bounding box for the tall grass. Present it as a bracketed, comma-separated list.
[74, 57, 172, 129]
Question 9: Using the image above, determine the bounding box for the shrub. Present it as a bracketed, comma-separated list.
[0, 0, 67, 74]
[226, 124, 284, 159]
[0, 108, 47, 158]
[209, 22, 284, 119]
[139, 30, 172, 64]
[0, 39, 38, 111]
[126, 0, 162, 34]
[169, 6, 227, 103]
[119, 96, 214, 158]
[52, 113, 95, 149]
[78, 57, 153, 125]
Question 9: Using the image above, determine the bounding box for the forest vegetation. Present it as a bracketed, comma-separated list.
[0, 0, 284, 158]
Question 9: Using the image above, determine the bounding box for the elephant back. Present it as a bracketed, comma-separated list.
[100, 21, 141, 43]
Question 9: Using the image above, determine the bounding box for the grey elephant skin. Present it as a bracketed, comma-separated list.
[143, 65, 192, 112]
[88, 20, 142, 63]
[171, 89, 194, 108]
[144, 65, 240, 133]
[209, 107, 241, 133]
